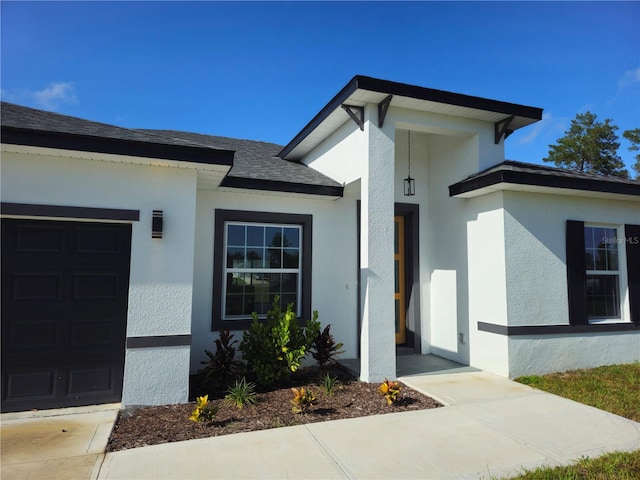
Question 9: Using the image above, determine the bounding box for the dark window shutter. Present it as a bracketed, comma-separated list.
[566, 220, 587, 325]
[625, 224, 640, 325]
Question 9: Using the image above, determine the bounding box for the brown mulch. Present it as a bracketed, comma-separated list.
[106, 368, 442, 452]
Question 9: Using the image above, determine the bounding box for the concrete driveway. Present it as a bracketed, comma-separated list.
[1, 404, 119, 480]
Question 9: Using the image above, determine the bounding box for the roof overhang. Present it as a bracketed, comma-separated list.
[1, 126, 235, 167]
[279, 75, 543, 161]
[449, 162, 640, 201]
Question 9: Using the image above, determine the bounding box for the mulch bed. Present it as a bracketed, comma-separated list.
[106, 368, 442, 452]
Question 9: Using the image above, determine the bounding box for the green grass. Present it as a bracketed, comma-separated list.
[516, 363, 640, 422]
[508, 450, 640, 480]
[505, 363, 640, 480]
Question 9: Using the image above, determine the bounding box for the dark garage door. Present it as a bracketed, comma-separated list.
[1, 218, 131, 412]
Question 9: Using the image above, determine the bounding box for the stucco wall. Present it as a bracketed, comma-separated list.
[502, 190, 640, 377]
[1, 150, 197, 406]
[190, 187, 359, 373]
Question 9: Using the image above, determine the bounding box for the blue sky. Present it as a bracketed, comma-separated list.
[2, 1, 639, 171]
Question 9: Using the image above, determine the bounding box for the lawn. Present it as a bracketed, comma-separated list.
[508, 363, 640, 479]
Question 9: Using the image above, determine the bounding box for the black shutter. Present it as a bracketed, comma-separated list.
[566, 220, 587, 325]
[625, 224, 640, 325]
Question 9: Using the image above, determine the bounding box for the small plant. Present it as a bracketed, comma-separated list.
[189, 395, 219, 424]
[310, 324, 344, 370]
[224, 377, 258, 409]
[378, 379, 401, 405]
[198, 330, 239, 389]
[321, 373, 340, 397]
[291, 387, 316, 414]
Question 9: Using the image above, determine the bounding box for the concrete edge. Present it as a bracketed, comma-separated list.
[1, 403, 122, 421]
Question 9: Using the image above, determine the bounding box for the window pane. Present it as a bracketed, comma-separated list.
[586, 275, 620, 319]
[585, 250, 595, 271]
[246, 226, 264, 247]
[268, 248, 281, 268]
[283, 228, 299, 248]
[281, 273, 297, 293]
[266, 227, 282, 247]
[246, 248, 264, 268]
[227, 225, 245, 246]
[607, 249, 619, 270]
[283, 248, 299, 268]
[227, 247, 245, 268]
[593, 228, 607, 248]
[594, 249, 607, 270]
[584, 227, 595, 249]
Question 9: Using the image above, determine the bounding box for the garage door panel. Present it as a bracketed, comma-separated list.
[11, 272, 63, 301]
[4, 368, 57, 401]
[2, 218, 131, 412]
[15, 224, 64, 253]
[75, 226, 127, 256]
[7, 320, 58, 349]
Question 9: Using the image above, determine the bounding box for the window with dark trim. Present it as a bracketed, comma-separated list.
[212, 210, 312, 331]
[566, 220, 640, 326]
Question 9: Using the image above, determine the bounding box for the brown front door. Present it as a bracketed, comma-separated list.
[394, 216, 406, 344]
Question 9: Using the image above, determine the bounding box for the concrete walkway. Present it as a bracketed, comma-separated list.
[1, 404, 119, 480]
[94, 371, 640, 480]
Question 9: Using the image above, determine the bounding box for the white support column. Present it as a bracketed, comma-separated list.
[359, 103, 396, 382]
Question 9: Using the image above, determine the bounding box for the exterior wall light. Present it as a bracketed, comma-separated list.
[404, 131, 415, 196]
[152, 210, 163, 238]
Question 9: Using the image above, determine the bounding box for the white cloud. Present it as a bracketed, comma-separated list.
[517, 112, 567, 144]
[32, 82, 78, 109]
[618, 67, 640, 90]
[1, 82, 78, 110]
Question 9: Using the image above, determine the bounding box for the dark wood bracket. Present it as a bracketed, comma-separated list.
[377, 95, 393, 128]
[341, 104, 365, 131]
[494, 115, 515, 144]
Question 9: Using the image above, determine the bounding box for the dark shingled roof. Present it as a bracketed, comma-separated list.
[449, 160, 640, 197]
[0, 102, 342, 194]
[140, 130, 342, 189]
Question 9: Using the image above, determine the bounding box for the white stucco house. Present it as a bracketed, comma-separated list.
[1, 75, 638, 412]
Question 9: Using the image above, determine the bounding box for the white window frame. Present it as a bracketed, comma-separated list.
[584, 223, 630, 324]
[222, 221, 302, 320]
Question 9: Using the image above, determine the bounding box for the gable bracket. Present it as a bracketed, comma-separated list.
[341, 104, 365, 131]
[494, 115, 515, 144]
[377, 95, 393, 128]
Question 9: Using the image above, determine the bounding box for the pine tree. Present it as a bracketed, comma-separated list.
[623, 128, 640, 179]
[544, 111, 628, 178]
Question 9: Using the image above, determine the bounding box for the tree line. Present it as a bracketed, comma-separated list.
[544, 111, 639, 179]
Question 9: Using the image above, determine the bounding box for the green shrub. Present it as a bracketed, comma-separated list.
[310, 324, 344, 370]
[239, 296, 320, 386]
[224, 377, 258, 409]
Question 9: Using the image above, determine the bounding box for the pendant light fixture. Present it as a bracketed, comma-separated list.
[404, 131, 415, 196]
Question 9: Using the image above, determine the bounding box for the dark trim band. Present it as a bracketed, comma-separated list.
[221, 176, 343, 197]
[126, 334, 192, 349]
[478, 321, 639, 336]
[449, 166, 640, 197]
[1, 202, 140, 221]
[2, 126, 234, 166]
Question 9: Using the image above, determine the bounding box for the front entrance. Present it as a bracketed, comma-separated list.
[394, 216, 406, 344]
[1, 218, 132, 412]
